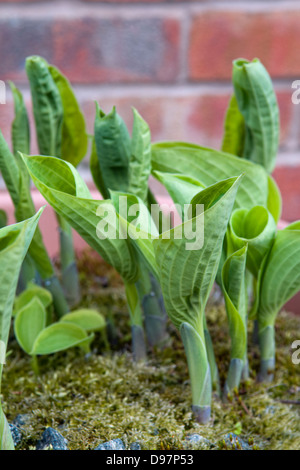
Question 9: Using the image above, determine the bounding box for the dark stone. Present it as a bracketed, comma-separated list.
[36, 427, 68, 450]
[13, 413, 32, 428]
[95, 438, 125, 450]
[130, 442, 141, 450]
[9, 423, 22, 447]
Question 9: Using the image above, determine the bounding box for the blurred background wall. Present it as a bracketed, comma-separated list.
[0, 0, 300, 222]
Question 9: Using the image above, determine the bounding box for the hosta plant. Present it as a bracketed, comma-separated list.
[13, 285, 106, 374]
[91, 105, 168, 347]
[254, 222, 300, 382]
[222, 58, 280, 174]
[0, 83, 69, 317]
[25, 55, 88, 306]
[22, 153, 149, 362]
[113, 176, 242, 423]
[0, 210, 43, 450]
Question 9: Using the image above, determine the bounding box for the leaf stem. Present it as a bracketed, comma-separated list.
[258, 323, 275, 382]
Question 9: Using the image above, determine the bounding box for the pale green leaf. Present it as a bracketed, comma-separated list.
[14, 297, 47, 354]
[222, 246, 248, 359]
[23, 154, 138, 284]
[31, 322, 92, 355]
[128, 108, 151, 202]
[258, 224, 300, 327]
[222, 94, 245, 156]
[151, 142, 280, 221]
[49, 65, 88, 167]
[60, 309, 106, 332]
[9, 82, 30, 156]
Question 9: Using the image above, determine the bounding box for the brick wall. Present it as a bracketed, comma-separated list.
[1, 0, 300, 221]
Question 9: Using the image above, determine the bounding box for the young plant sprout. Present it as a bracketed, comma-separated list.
[91, 105, 168, 348]
[22, 154, 147, 362]
[223, 58, 280, 174]
[25, 55, 88, 307]
[255, 222, 300, 382]
[0, 131, 68, 317]
[112, 176, 242, 423]
[13, 286, 105, 374]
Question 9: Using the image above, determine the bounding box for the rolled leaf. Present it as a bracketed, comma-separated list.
[232, 58, 279, 173]
[49, 65, 88, 167]
[127, 108, 151, 202]
[9, 82, 30, 156]
[229, 206, 276, 277]
[222, 246, 248, 393]
[26, 56, 63, 156]
[94, 105, 131, 193]
[222, 94, 245, 157]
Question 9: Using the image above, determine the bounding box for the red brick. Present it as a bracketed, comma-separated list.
[81, 0, 202, 3]
[273, 165, 300, 222]
[0, 17, 180, 84]
[189, 10, 300, 80]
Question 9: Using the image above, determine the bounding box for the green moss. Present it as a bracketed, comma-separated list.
[2, 251, 300, 450]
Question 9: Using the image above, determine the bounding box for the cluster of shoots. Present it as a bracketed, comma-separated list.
[1, 56, 300, 449]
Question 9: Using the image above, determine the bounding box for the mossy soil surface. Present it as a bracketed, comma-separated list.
[2, 250, 300, 450]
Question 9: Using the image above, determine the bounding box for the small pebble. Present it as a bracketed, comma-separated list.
[130, 442, 141, 450]
[9, 423, 22, 447]
[36, 427, 68, 450]
[184, 433, 212, 449]
[95, 438, 125, 450]
[13, 413, 32, 428]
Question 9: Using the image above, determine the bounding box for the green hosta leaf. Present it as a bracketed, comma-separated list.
[0, 209, 43, 352]
[267, 175, 282, 224]
[14, 284, 52, 316]
[49, 65, 88, 167]
[0, 210, 7, 229]
[229, 206, 276, 277]
[26, 56, 63, 156]
[232, 58, 279, 173]
[94, 105, 131, 193]
[14, 168, 54, 280]
[151, 142, 281, 222]
[0, 131, 20, 207]
[222, 246, 248, 359]
[22, 154, 138, 284]
[222, 94, 245, 156]
[258, 224, 300, 327]
[0, 406, 14, 450]
[9, 82, 30, 156]
[14, 297, 47, 354]
[127, 108, 151, 202]
[60, 309, 106, 332]
[110, 191, 159, 278]
[153, 171, 204, 217]
[31, 322, 92, 355]
[153, 176, 242, 332]
[90, 137, 108, 198]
